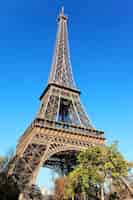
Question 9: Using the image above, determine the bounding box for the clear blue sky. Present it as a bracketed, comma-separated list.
[0, 0, 133, 190]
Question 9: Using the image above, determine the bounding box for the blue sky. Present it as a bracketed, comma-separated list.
[0, 0, 133, 190]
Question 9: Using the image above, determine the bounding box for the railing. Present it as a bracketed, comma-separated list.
[33, 118, 104, 138]
[18, 118, 105, 150]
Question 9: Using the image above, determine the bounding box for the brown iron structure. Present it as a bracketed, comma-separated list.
[7, 7, 105, 191]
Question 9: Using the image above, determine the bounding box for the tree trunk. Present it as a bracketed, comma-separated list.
[19, 193, 24, 200]
[72, 193, 74, 200]
[83, 192, 86, 200]
[101, 185, 104, 200]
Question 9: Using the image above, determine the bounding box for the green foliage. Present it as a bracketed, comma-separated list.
[0, 156, 7, 169]
[0, 148, 14, 170]
[128, 161, 133, 170]
[65, 143, 129, 199]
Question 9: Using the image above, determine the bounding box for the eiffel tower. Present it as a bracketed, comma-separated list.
[2, 7, 105, 198]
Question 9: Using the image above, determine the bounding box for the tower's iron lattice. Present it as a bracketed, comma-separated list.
[0, 7, 112, 199]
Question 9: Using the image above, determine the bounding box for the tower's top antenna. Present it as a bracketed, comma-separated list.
[61, 6, 64, 15]
[58, 6, 67, 21]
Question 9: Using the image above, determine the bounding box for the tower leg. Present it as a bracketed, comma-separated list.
[0, 142, 48, 199]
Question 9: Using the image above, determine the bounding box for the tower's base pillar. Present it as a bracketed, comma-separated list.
[18, 185, 43, 200]
[0, 171, 43, 200]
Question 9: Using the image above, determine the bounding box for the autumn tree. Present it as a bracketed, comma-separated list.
[54, 176, 67, 200]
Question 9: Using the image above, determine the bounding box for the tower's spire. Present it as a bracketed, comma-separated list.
[61, 6, 64, 15]
[48, 7, 76, 89]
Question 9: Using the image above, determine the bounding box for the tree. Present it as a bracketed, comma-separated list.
[0, 148, 14, 170]
[0, 156, 7, 169]
[54, 177, 67, 200]
[65, 143, 130, 199]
